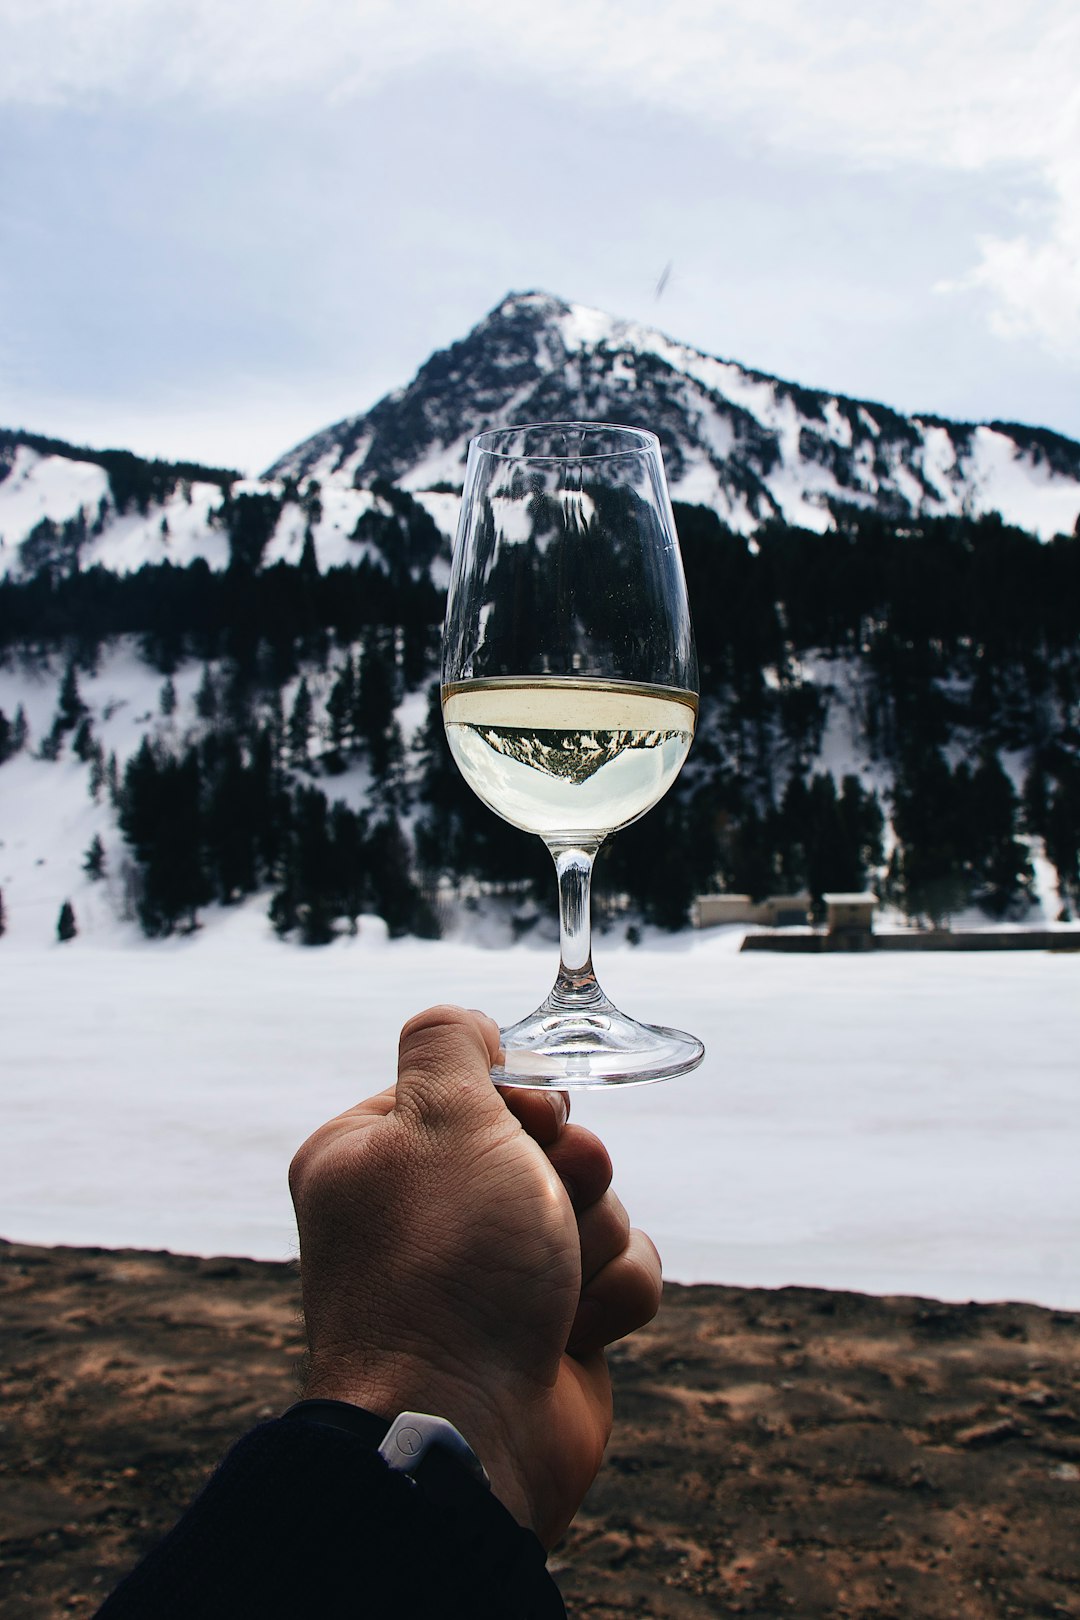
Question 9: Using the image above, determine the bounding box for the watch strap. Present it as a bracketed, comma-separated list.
[282, 1398, 388, 1447]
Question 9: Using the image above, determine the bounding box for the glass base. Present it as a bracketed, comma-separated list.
[492, 992, 704, 1089]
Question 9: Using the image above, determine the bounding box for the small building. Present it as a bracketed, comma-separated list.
[767, 893, 813, 928]
[696, 892, 812, 929]
[823, 892, 878, 950]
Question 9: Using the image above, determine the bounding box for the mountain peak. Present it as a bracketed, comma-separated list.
[267, 293, 1080, 539]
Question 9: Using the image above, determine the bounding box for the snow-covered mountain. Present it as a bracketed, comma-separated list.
[3, 290, 1080, 949]
[4, 292, 1080, 587]
[269, 291, 1080, 540]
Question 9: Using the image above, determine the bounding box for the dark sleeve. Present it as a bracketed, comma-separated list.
[93, 1417, 566, 1620]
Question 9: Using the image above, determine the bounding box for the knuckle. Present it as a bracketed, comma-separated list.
[288, 1137, 315, 1200]
[399, 1003, 475, 1051]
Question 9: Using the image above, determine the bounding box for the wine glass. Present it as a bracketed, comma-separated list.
[442, 421, 704, 1088]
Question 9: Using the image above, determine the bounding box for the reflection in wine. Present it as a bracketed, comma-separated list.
[443, 677, 697, 840]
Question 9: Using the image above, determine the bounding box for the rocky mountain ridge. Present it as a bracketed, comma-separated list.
[271, 291, 1080, 540]
[3, 292, 1080, 586]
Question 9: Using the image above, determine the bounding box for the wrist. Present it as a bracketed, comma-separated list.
[302, 1356, 538, 1534]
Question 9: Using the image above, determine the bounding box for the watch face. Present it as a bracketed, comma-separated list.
[386, 1423, 426, 1462]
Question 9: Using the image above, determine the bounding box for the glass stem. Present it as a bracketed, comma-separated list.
[547, 841, 604, 1008]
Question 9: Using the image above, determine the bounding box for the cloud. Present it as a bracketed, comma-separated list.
[968, 233, 1080, 353]
[1, 0, 1071, 151]
[3, 0, 1079, 354]
[939, 150, 1080, 357]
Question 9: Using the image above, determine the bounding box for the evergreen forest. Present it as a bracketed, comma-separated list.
[1, 484, 1078, 942]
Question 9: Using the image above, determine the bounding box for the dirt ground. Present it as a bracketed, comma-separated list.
[1, 1237, 1078, 1618]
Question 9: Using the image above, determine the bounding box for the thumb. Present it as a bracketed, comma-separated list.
[394, 1004, 503, 1131]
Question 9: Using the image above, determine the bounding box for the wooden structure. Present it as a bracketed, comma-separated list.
[696, 892, 811, 929]
[823, 892, 878, 950]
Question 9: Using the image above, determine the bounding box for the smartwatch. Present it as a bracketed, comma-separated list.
[282, 1399, 490, 1503]
[378, 1411, 490, 1491]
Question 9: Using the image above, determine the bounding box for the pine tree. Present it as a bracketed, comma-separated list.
[263, 688, 285, 767]
[968, 755, 1032, 917]
[57, 899, 77, 942]
[838, 775, 885, 887]
[0, 709, 11, 764]
[326, 655, 357, 753]
[72, 716, 96, 762]
[57, 661, 87, 732]
[299, 526, 319, 580]
[88, 743, 107, 802]
[204, 734, 257, 901]
[118, 737, 161, 855]
[249, 723, 285, 876]
[725, 804, 777, 900]
[775, 773, 811, 894]
[275, 784, 338, 944]
[330, 801, 368, 931]
[356, 633, 399, 775]
[160, 677, 178, 717]
[638, 801, 699, 929]
[891, 749, 972, 925]
[38, 724, 63, 762]
[118, 740, 207, 935]
[195, 665, 218, 721]
[222, 663, 256, 732]
[0, 887, 6, 937]
[12, 705, 29, 753]
[287, 677, 314, 770]
[803, 774, 857, 901]
[269, 885, 299, 938]
[368, 813, 438, 938]
[299, 892, 334, 947]
[83, 833, 106, 880]
[302, 479, 323, 528]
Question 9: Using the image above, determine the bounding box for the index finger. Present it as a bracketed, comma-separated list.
[499, 1085, 570, 1147]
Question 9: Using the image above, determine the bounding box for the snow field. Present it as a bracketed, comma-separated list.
[1, 911, 1076, 1311]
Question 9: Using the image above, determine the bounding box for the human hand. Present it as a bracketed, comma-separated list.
[288, 1005, 662, 1546]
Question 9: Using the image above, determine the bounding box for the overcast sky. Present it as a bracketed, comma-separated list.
[2, 0, 1079, 476]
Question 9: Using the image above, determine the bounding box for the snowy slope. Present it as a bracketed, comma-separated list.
[0, 444, 110, 555]
[0, 449, 390, 582]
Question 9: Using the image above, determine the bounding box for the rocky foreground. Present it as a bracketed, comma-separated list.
[1, 1239, 1078, 1618]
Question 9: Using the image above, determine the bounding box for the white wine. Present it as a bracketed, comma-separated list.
[442, 676, 697, 840]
